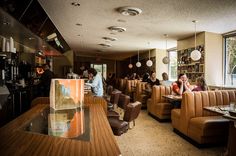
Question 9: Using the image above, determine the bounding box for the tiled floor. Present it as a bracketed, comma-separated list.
[115, 110, 225, 156]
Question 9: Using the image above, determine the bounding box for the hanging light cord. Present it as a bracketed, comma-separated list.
[194, 21, 197, 50]
[138, 50, 139, 61]
[148, 42, 150, 60]
[165, 35, 168, 56]
[149, 49, 150, 60]
[166, 36, 167, 50]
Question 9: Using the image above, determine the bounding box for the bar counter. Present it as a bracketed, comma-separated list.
[0, 98, 121, 156]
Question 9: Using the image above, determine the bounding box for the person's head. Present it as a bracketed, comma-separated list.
[150, 71, 156, 79]
[196, 77, 207, 90]
[177, 73, 188, 82]
[111, 73, 115, 78]
[142, 73, 149, 81]
[108, 73, 112, 78]
[43, 64, 50, 71]
[88, 68, 97, 77]
[162, 72, 169, 81]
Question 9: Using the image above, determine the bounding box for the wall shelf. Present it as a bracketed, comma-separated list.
[177, 45, 205, 83]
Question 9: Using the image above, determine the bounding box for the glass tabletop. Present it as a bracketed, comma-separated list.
[22, 106, 90, 141]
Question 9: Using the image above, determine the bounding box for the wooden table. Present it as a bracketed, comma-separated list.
[162, 95, 182, 102]
[0, 102, 121, 156]
[204, 105, 230, 115]
[204, 105, 236, 156]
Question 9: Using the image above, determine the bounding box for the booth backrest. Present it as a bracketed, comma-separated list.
[134, 82, 147, 102]
[151, 85, 172, 104]
[119, 79, 127, 92]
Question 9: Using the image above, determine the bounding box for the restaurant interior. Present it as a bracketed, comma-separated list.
[0, 0, 236, 155]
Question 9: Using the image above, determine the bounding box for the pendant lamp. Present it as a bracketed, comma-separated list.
[162, 34, 170, 64]
[128, 57, 133, 69]
[190, 20, 201, 61]
[146, 42, 153, 67]
[136, 50, 141, 67]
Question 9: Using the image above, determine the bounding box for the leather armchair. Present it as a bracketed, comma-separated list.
[117, 94, 130, 110]
[123, 101, 142, 128]
[108, 101, 142, 136]
[107, 90, 122, 119]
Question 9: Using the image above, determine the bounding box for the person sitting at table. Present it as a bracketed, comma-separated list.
[142, 73, 150, 82]
[172, 73, 191, 95]
[192, 77, 208, 91]
[171, 73, 191, 108]
[130, 72, 140, 80]
[160, 72, 172, 86]
[85, 68, 103, 97]
[146, 71, 160, 92]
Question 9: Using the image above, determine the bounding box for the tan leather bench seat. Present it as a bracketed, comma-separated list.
[189, 116, 229, 143]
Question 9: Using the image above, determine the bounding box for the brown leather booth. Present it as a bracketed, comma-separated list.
[147, 85, 173, 120]
[134, 82, 147, 107]
[171, 90, 236, 144]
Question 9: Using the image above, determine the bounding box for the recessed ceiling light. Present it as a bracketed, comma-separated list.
[102, 37, 118, 41]
[117, 7, 142, 16]
[3, 21, 10, 25]
[71, 2, 80, 6]
[117, 19, 126, 23]
[99, 43, 112, 47]
[108, 26, 126, 32]
[28, 37, 35, 40]
[76, 23, 82, 26]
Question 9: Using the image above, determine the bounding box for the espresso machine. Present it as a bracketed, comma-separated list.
[0, 53, 7, 86]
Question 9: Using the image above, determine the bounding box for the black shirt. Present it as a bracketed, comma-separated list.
[39, 69, 54, 96]
[147, 78, 160, 87]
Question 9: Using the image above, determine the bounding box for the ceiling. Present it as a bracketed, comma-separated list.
[38, 0, 236, 58]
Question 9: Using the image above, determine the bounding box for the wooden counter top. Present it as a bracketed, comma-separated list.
[0, 100, 121, 156]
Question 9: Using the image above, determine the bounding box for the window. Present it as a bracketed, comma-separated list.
[224, 34, 236, 86]
[90, 64, 107, 79]
[168, 50, 177, 81]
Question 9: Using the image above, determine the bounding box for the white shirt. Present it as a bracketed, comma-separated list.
[161, 80, 173, 86]
[86, 73, 103, 96]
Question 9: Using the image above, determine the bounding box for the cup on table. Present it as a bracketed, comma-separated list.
[230, 102, 235, 111]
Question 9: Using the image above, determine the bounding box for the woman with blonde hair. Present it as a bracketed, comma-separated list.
[192, 77, 208, 91]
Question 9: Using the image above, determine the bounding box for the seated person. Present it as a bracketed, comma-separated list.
[192, 77, 208, 91]
[142, 73, 150, 82]
[172, 73, 191, 95]
[160, 72, 172, 86]
[130, 73, 140, 80]
[85, 68, 103, 97]
[146, 71, 160, 91]
[171, 73, 191, 108]
[106, 73, 116, 86]
[67, 68, 79, 79]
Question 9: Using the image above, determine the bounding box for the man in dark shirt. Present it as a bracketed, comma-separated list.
[39, 64, 54, 96]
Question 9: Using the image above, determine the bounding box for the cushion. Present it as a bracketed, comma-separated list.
[188, 116, 229, 136]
